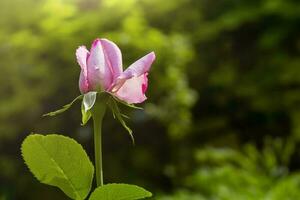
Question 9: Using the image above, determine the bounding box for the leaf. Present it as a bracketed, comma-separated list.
[108, 98, 135, 145]
[83, 92, 97, 112]
[81, 102, 92, 125]
[21, 134, 94, 200]
[43, 95, 83, 117]
[89, 183, 152, 200]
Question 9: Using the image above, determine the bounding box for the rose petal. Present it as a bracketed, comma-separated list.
[87, 39, 113, 90]
[79, 71, 89, 94]
[76, 46, 90, 93]
[100, 38, 123, 79]
[76, 46, 89, 74]
[111, 52, 155, 92]
[119, 52, 155, 79]
[115, 73, 148, 104]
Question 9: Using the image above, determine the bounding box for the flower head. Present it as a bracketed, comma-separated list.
[76, 38, 155, 104]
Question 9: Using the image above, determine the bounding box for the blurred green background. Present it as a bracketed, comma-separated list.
[1, 0, 300, 199]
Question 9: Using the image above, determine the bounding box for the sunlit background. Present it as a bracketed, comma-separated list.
[1, 0, 300, 199]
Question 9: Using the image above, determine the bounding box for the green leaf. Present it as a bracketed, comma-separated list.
[108, 98, 135, 145]
[43, 95, 83, 117]
[89, 184, 152, 200]
[21, 134, 94, 200]
[81, 102, 92, 125]
[83, 92, 97, 112]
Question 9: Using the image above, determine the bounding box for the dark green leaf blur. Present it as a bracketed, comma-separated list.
[0, 0, 300, 199]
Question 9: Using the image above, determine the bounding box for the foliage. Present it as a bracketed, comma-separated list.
[89, 184, 152, 200]
[21, 134, 94, 199]
[158, 138, 300, 199]
[21, 134, 152, 199]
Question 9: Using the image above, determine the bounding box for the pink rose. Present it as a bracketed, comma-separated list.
[76, 39, 155, 104]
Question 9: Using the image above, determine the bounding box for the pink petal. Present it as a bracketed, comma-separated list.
[100, 39, 123, 79]
[76, 46, 90, 93]
[87, 39, 113, 90]
[79, 71, 89, 94]
[76, 46, 89, 76]
[111, 52, 155, 92]
[115, 73, 148, 104]
[119, 52, 155, 79]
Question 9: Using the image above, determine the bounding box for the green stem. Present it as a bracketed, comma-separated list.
[92, 101, 107, 187]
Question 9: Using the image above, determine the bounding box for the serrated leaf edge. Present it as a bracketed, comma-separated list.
[21, 133, 94, 200]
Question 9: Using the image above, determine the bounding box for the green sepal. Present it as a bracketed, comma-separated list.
[81, 102, 92, 125]
[43, 95, 83, 117]
[108, 97, 135, 145]
[80, 91, 99, 125]
[83, 91, 97, 112]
